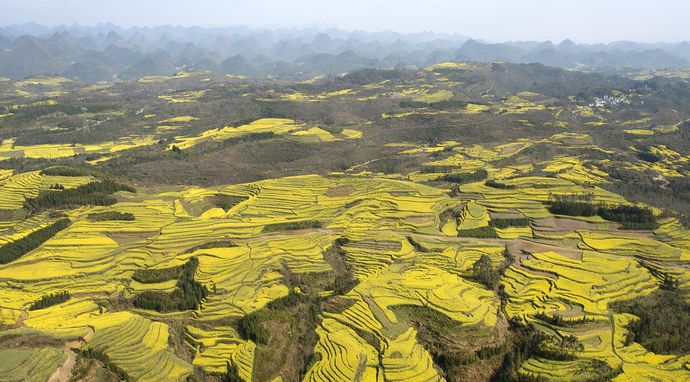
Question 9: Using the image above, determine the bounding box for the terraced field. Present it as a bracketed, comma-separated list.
[0, 347, 67, 381]
[0, 60, 689, 381]
[0, 167, 688, 381]
[0, 135, 160, 161]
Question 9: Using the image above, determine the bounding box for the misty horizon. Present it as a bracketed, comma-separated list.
[1, 0, 689, 44]
[2, 22, 690, 47]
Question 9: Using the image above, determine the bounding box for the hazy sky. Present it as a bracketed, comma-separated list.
[0, 0, 688, 43]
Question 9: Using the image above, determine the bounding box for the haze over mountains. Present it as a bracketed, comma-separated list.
[1, 23, 690, 82]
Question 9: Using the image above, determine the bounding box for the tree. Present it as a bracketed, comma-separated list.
[473, 255, 500, 289]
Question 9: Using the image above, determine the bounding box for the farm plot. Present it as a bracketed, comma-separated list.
[0, 171, 43, 210]
[304, 318, 381, 382]
[0, 170, 688, 381]
[20, 298, 193, 381]
[354, 264, 498, 328]
[186, 325, 255, 378]
[0, 135, 159, 161]
[502, 251, 657, 318]
[169, 118, 303, 150]
[382, 327, 444, 382]
[541, 156, 609, 184]
[0, 347, 67, 382]
[578, 231, 689, 261]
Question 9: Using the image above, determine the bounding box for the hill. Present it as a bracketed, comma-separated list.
[1, 24, 690, 81]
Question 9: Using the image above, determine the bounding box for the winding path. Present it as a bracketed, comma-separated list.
[47, 327, 95, 382]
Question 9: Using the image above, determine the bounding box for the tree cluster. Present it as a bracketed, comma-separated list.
[547, 193, 597, 216]
[323, 238, 359, 295]
[490, 218, 531, 229]
[132, 258, 208, 312]
[132, 264, 182, 284]
[28, 291, 70, 310]
[40, 166, 98, 177]
[485, 180, 518, 189]
[491, 319, 617, 382]
[24, 180, 135, 212]
[533, 311, 594, 327]
[473, 255, 501, 289]
[237, 310, 276, 345]
[597, 204, 659, 229]
[458, 226, 499, 238]
[441, 169, 488, 184]
[548, 193, 658, 229]
[612, 289, 690, 354]
[0, 218, 70, 264]
[471, 247, 514, 290]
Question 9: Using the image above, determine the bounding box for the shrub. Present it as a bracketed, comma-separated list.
[399, 99, 428, 108]
[212, 195, 248, 211]
[182, 239, 236, 254]
[262, 220, 321, 233]
[221, 362, 243, 382]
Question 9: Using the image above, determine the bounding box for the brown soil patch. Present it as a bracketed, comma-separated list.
[0, 333, 63, 348]
[326, 184, 356, 197]
[533, 217, 599, 231]
[508, 239, 583, 260]
[107, 231, 156, 246]
[489, 211, 525, 219]
[47, 350, 76, 382]
[555, 302, 585, 318]
[405, 215, 435, 225]
[500, 142, 526, 156]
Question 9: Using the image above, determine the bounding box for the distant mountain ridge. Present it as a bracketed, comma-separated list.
[1, 23, 689, 82]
